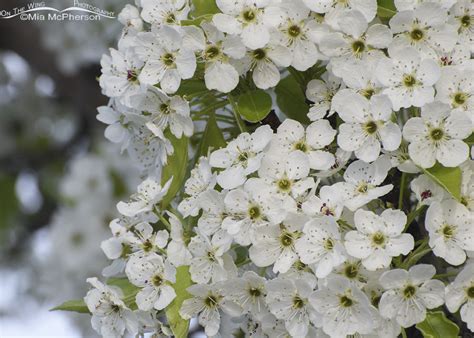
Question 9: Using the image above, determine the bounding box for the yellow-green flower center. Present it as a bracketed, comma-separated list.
[248, 206, 261, 220]
[364, 120, 378, 134]
[410, 28, 424, 41]
[292, 296, 305, 309]
[403, 74, 417, 87]
[205, 46, 221, 60]
[372, 232, 386, 246]
[152, 274, 163, 287]
[403, 285, 416, 299]
[352, 40, 366, 54]
[288, 25, 301, 37]
[340, 295, 353, 307]
[430, 128, 444, 141]
[252, 48, 266, 60]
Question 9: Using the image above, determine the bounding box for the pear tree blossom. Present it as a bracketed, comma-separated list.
[47, 1, 474, 337]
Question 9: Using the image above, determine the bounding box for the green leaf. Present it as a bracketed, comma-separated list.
[107, 277, 141, 310]
[464, 133, 474, 146]
[166, 266, 194, 338]
[50, 299, 89, 314]
[175, 79, 208, 97]
[275, 74, 310, 124]
[236, 89, 272, 123]
[161, 132, 189, 209]
[377, 0, 396, 19]
[422, 163, 462, 201]
[416, 311, 460, 338]
[190, 0, 219, 18]
[198, 114, 227, 158]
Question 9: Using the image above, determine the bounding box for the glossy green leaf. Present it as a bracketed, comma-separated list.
[166, 266, 194, 338]
[198, 114, 227, 158]
[161, 132, 189, 209]
[50, 299, 89, 314]
[377, 0, 396, 19]
[190, 0, 219, 18]
[275, 74, 310, 124]
[236, 89, 272, 123]
[416, 311, 460, 338]
[423, 163, 462, 201]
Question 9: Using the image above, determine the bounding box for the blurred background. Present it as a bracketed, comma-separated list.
[0, 0, 137, 336]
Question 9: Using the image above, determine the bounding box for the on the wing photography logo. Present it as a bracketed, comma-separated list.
[0, 1, 115, 21]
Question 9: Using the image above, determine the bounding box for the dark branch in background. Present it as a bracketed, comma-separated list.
[0, 0, 107, 253]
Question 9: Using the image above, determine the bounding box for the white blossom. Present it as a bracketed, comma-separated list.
[425, 200, 474, 265]
[344, 209, 414, 270]
[403, 102, 472, 168]
[378, 264, 445, 327]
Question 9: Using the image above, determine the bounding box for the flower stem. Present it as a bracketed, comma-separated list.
[228, 94, 247, 133]
[398, 172, 407, 210]
[403, 205, 427, 232]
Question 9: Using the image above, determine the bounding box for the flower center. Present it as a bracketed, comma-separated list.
[277, 178, 292, 192]
[410, 28, 424, 41]
[142, 239, 153, 252]
[238, 151, 249, 162]
[205, 45, 221, 60]
[403, 74, 417, 87]
[242, 9, 256, 23]
[252, 48, 266, 60]
[430, 128, 444, 141]
[127, 69, 138, 82]
[166, 13, 176, 24]
[364, 120, 378, 134]
[361, 88, 375, 99]
[340, 295, 353, 307]
[467, 286, 474, 299]
[403, 285, 416, 299]
[453, 92, 467, 106]
[372, 231, 386, 246]
[248, 206, 261, 220]
[352, 40, 365, 54]
[441, 224, 455, 239]
[344, 264, 359, 279]
[207, 250, 217, 262]
[160, 103, 171, 114]
[421, 190, 432, 200]
[204, 294, 220, 308]
[161, 53, 175, 67]
[111, 304, 121, 312]
[288, 25, 301, 37]
[320, 203, 334, 216]
[294, 141, 308, 152]
[279, 231, 294, 247]
[460, 15, 471, 28]
[324, 238, 334, 250]
[357, 181, 369, 194]
[292, 296, 305, 309]
[152, 274, 163, 287]
[249, 287, 262, 297]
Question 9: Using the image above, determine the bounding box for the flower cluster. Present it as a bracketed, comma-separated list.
[80, 0, 474, 337]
